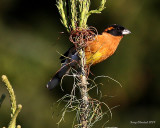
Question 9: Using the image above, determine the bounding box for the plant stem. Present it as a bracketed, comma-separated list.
[79, 48, 89, 128]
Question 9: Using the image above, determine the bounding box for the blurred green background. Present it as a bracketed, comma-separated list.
[0, 0, 160, 127]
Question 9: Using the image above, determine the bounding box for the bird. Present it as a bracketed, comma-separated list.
[46, 24, 131, 90]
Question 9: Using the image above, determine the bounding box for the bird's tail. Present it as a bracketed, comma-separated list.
[46, 65, 70, 90]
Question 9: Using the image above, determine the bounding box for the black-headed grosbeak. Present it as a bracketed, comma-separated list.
[47, 24, 131, 89]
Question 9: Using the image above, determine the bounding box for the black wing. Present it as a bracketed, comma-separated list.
[59, 46, 76, 63]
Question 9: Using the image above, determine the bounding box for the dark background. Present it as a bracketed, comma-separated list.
[0, 0, 160, 127]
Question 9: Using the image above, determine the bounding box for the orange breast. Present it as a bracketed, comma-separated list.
[85, 32, 123, 65]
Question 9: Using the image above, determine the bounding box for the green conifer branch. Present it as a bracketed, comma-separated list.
[70, 0, 77, 30]
[87, 0, 106, 16]
[79, 0, 90, 28]
[8, 104, 22, 128]
[56, 0, 69, 32]
[2, 75, 17, 118]
[57, 0, 106, 31]
[1, 75, 22, 128]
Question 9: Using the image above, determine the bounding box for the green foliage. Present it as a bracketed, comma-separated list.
[8, 105, 22, 128]
[88, 0, 106, 15]
[1, 75, 22, 128]
[56, 0, 69, 32]
[56, 0, 106, 31]
[2, 75, 17, 117]
[70, 0, 77, 30]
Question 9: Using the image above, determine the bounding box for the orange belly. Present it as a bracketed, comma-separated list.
[85, 33, 123, 65]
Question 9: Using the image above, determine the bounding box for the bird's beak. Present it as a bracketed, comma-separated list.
[122, 29, 131, 35]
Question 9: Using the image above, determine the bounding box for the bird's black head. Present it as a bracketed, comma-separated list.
[104, 24, 131, 36]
